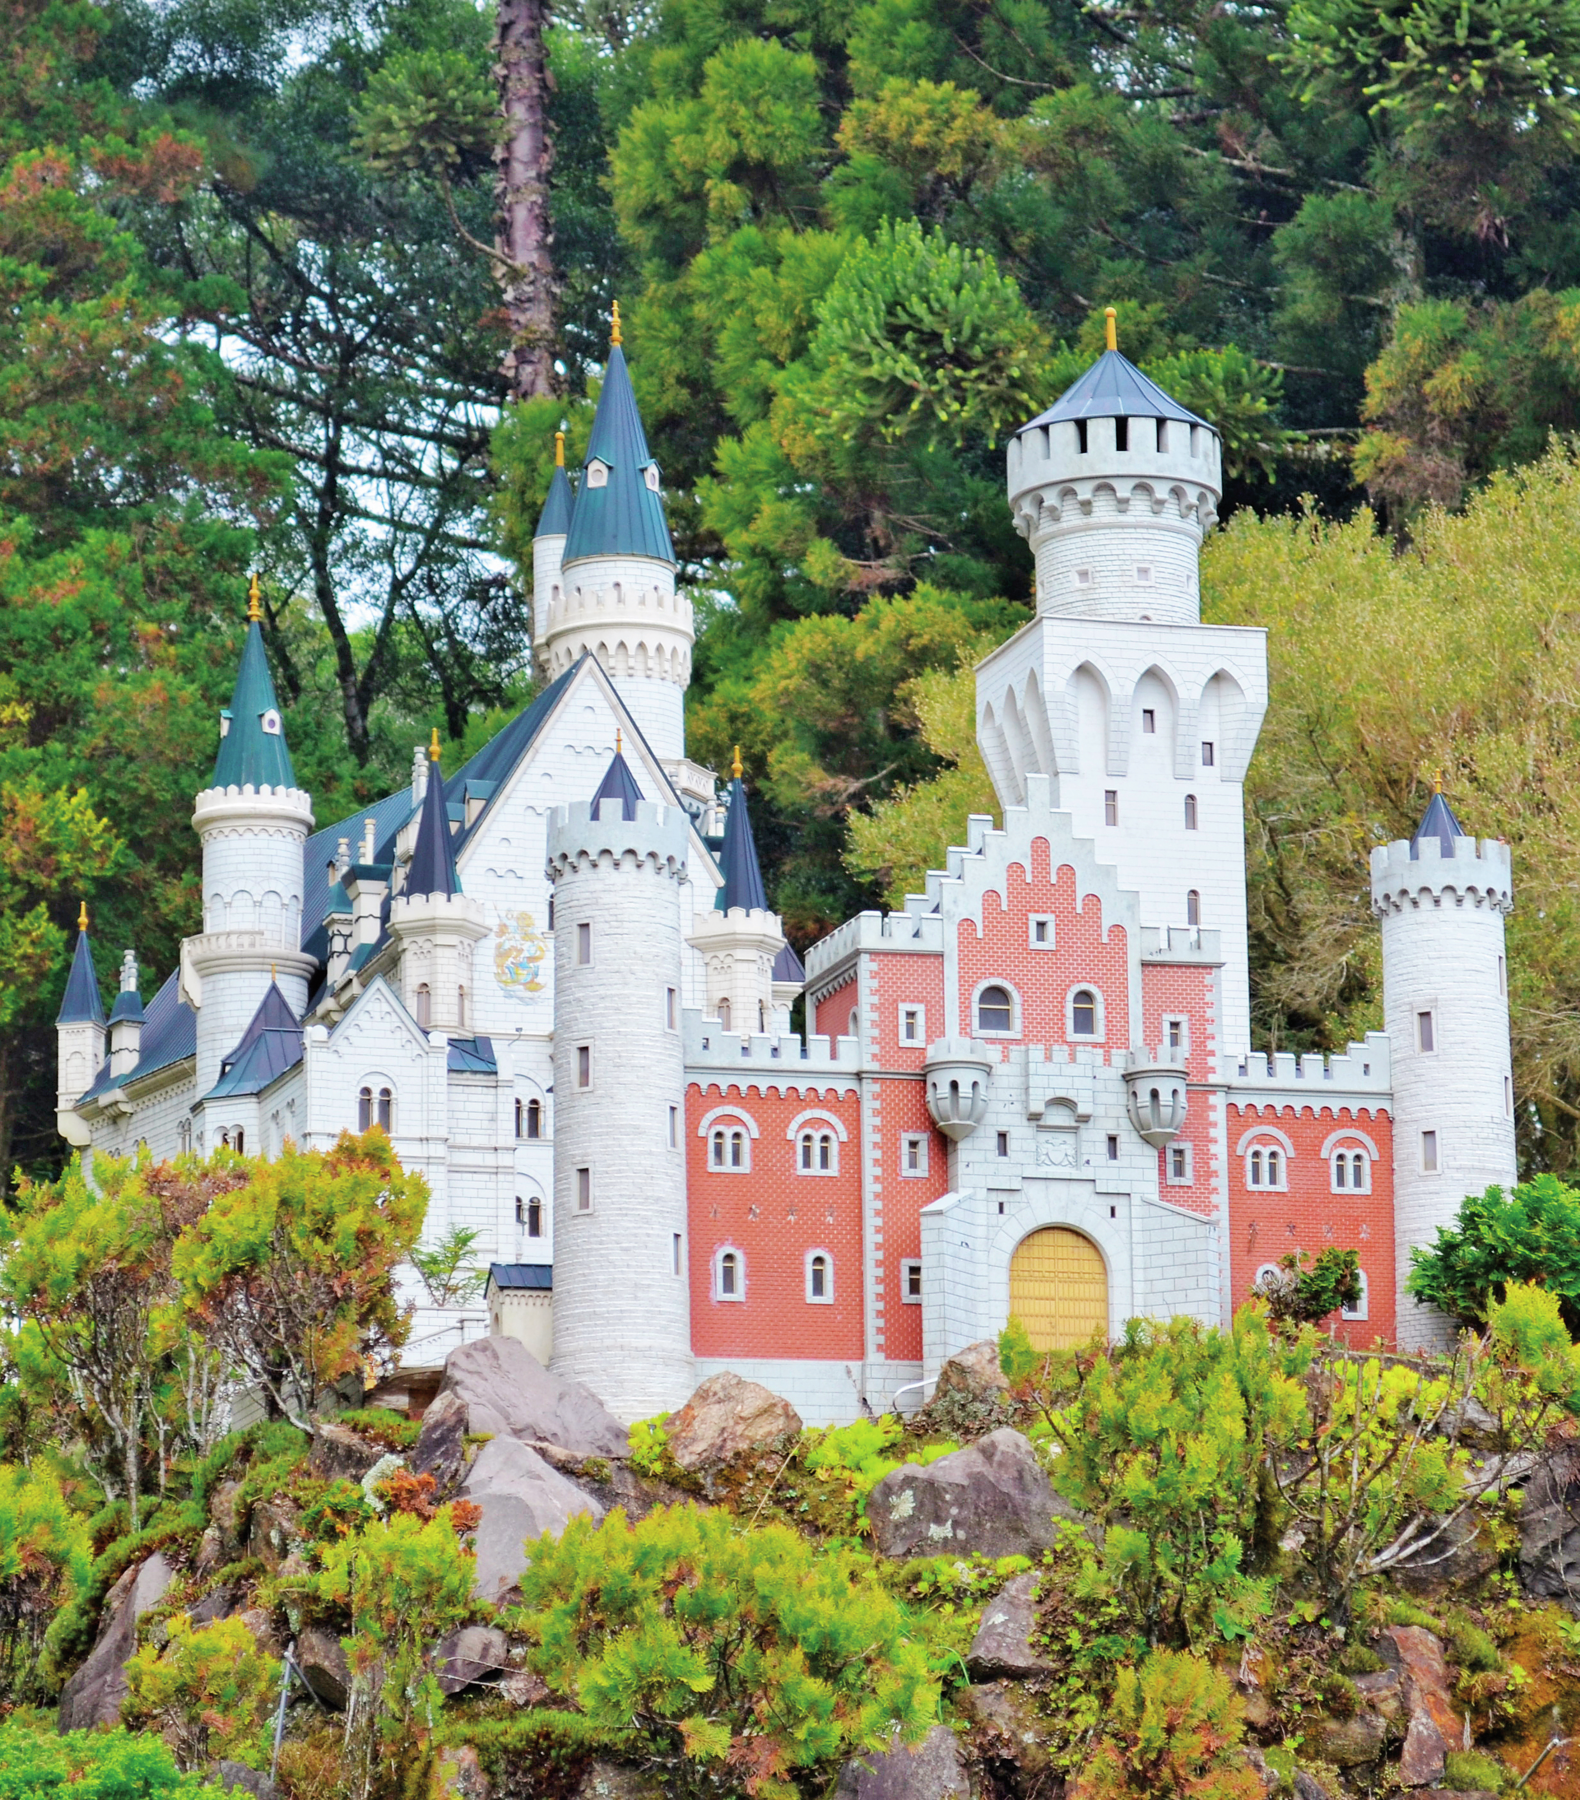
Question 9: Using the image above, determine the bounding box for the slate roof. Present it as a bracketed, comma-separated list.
[715, 777, 768, 913]
[1411, 790, 1466, 859]
[772, 940, 806, 984]
[213, 620, 296, 791]
[204, 982, 304, 1101]
[78, 969, 194, 1101]
[536, 460, 574, 538]
[58, 928, 105, 1026]
[108, 988, 145, 1026]
[1021, 348, 1208, 431]
[562, 345, 675, 566]
[591, 746, 644, 822]
[406, 764, 459, 898]
[447, 1035, 497, 1074]
[488, 1262, 553, 1291]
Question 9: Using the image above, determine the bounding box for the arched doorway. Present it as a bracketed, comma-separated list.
[1009, 1227, 1108, 1350]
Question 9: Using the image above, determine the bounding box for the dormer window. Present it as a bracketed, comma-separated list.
[219, 711, 232, 738]
[586, 459, 609, 488]
[261, 709, 282, 735]
[644, 463, 661, 492]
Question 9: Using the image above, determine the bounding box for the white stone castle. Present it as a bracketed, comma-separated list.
[56, 315, 1519, 1422]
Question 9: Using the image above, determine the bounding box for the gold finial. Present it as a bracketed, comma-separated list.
[616, 729, 623, 753]
[731, 744, 743, 781]
[77, 900, 89, 933]
[1434, 771, 1442, 794]
[554, 430, 565, 468]
[247, 572, 262, 622]
[429, 727, 442, 763]
[1104, 306, 1117, 353]
[611, 300, 622, 347]
[271, 963, 276, 983]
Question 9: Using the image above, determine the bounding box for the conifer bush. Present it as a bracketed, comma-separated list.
[0, 1721, 204, 1796]
[0, 1464, 90, 1704]
[1068, 1649, 1263, 1799]
[123, 1614, 279, 1771]
[512, 1504, 937, 1799]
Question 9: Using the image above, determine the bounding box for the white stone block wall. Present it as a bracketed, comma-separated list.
[1373, 834, 1516, 1350]
[531, 531, 565, 658]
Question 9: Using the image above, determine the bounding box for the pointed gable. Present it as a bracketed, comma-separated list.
[1410, 790, 1466, 859]
[213, 619, 296, 790]
[562, 343, 675, 567]
[58, 925, 105, 1025]
[406, 758, 459, 897]
[205, 982, 303, 1099]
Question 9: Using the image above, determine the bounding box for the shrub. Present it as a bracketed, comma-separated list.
[1068, 1649, 1263, 1799]
[1443, 1748, 1508, 1792]
[802, 1416, 957, 1514]
[333, 1408, 422, 1452]
[1408, 1175, 1580, 1334]
[124, 1614, 279, 1771]
[513, 1504, 937, 1799]
[0, 1464, 91, 1703]
[0, 1720, 204, 1795]
[1253, 1249, 1362, 1325]
[627, 1415, 673, 1477]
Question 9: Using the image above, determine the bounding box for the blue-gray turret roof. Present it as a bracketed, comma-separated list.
[213, 616, 296, 790]
[591, 744, 644, 821]
[205, 982, 303, 1100]
[1410, 790, 1466, 859]
[1022, 348, 1208, 432]
[108, 988, 144, 1026]
[406, 757, 459, 898]
[716, 770, 768, 913]
[562, 338, 675, 567]
[57, 921, 105, 1026]
[536, 449, 575, 539]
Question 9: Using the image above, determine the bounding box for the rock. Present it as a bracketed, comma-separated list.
[934, 1341, 1010, 1401]
[1394, 1509, 1499, 1597]
[571, 1763, 666, 1799]
[1353, 1667, 1404, 1725]
[296, 1624, 351, 1708]
[1419, 1792, 1498, 1799]
[309, 1421, 388, 1485]
[1242, 1746, 1278, 1792]
[1293, 1775, 1333, 1800]
[436, 1624, 510, 1695]
[1386, 1626, 1461, 1789]
[663, 1373, 802, 1470]
[435, 1744, 490, 1800]
[868, 1429, 1067, 1560]
[187, 1584, 240, 1627]
[1518, 1444, 1580, 1607]
[499, 1668, 551, 1708]
[1308, 1711, 1388, 1767]
[955, 1682, 1054, 1789]
[57, 1552, 175, 1733]
[461, 1436, 605, 1604]
[834, 1726, 971, 1800]
[247, 1496, 302, 1574]
[439, 1336, 627, 1460]
[193, 1525, 224, 1576]
[412, 1389, 470, 1496]
[966, 1572, 1049, 1679]
[211, 1761, 279, 1799]
[211, 1478, 246, 1559]
[239, 1608, 284, 1660]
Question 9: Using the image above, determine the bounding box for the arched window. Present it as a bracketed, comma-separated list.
[526, 1098, 542, 1139]
[515, 1097, 523, 1138]
[415, 983, 432, 1028]
[517, 1194, 543, 1237]
[1186, 890, 1201, 926]
[1246, 1145, 1286, 1190]
[715, 1248, 744, 1300]
[178, 1118, 192, 1155]
[758, 1000, 767, 1033]
[977, 985, 1014, 1033]
[377, 1087, 392, 1131]
[234, 1128, 245, 1155]
[1342, 1269, 1370, 1322]
[798, 1131, 838, 1174]
[358, 1086, 372, 1131]
[457, 986, 467, 1029]
[806, 1251, 833, 1303]
[1331, 1149, 1370, 1193]
[718, 998, 731, 1031]
[1071, 990, 1097, 1037]
[1184, 794, 1198, 830]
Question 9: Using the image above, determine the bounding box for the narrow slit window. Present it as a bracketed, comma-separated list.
[415, 983, 431, 1028]
[1184, 794, 1198, 830]
[1186, 890, 1201, 927]
[1417, 1010, 1435, 1053]
[1105, 790, 1118, 827]
[1202, 741, 1215, 766]
[358, 1086, 372, 1132]
[1142, 708, 1156, 734]
[377, 1087, 392, 1130]
[1422, 1130, 1439, 1172]
[527, 1196, 542, 1237]
[996, 1130, 1009, 1157]
[526, 1098, 541, 1139]
[577, 1044, 592, 1088]
[576, 1166, 591, 1210]
[577, 921, 591, 965]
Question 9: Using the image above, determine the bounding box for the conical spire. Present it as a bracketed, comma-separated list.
[716, 751, 769, 912]
[590, 735, 644, 822]
[58, 907, 105, 1025]
[1023, 347, 1208, 431]
[1410, 786, 1466, 859]
[562, 317, 675, 566]
[406, 739, 459, 897]
[536, 430, 575, 538]
[213, 588, 295, 790]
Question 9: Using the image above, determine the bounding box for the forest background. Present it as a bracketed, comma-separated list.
[12, 0, 1580, 1184]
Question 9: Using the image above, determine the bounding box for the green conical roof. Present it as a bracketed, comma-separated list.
[213, 620, 296, 790]
[562, 343, 675, 567]
[536, 462, 574, 538]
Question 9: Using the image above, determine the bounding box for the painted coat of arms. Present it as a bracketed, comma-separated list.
[494, 910, 547, 999]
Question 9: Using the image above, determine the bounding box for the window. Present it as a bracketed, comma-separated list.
[1184, 794, 1198, 830]
[1136, 563, 1152, 582]
[996, 1130, 1009, 1157]
[415, 983, 431, 1028]
[547, 897, 554, 931]
[1115, 417, 1129, 451]
[526, 1098, 542, 1139]
[1202, 741, 1215, 766]
[1254, 1263, 1281, 1291]
[673, 1233, 683, 1276]
[900, 1005, 924, 1044]
[456, 986, 467, 1029]
[1167, 1142, 1193, 1184]
[718, 998, 731, 1032]
[1499, 955, 1507, 995]
[1142, 708, 1156, 734]
[1417, 1009, 1436, 1053]
[669, 1105, 679, 1149]
[516, 1195, 541, 1237]
[1506, 1074, 1513, 1116]
[1186, 890, 1201, 927]
[577, 922, 591, 966]
[806, 1252, 832, 1303]
[1071, 989, 1098, 1037]
[377, 1087, 392, 1131]
[358, 1085, 372, 1131]
[901, 1259, 923, 1303]
[797, 1131, 837, 1173]
[1164, 1016, 1187, 1055]
[233, 1128, 245, 1155]
[576, 1167, 592, 1210]
[586, 458, 608, 488]
[1246, 1145, 1287, 1190]
[1107, 1134, 1118, 1160]
[715, 1248, 744, 1300]
[1341, 1269, 1370, 1322]
[577, 1044, 591, 1088]
[1331, 1149, 1370, 1192]
[666, 987, 677, 1029]
[515, 1097, 523, 1138]
[1104, 789, 1118, 827]
[709, 1127, 748, 1170]
[1421, 1129, 1439, 1173]
[178, 1118, 192, 1155]
[758, 1001, 766, 1033]
[977, 984, 1014, 1034]
[1029, 916, 1055, 948]
[901, 1133, 929, 1177]
[645, 463, 661, 493]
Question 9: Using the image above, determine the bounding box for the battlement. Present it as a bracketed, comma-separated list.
[388, 891, 487, 934]
[1140, 925, 1223, 964]
[546, 797, 690, 881]
[1369, 834, 1513, 915]
[683, 1010, 861, 1075]
[1226, 1032, 1393, 1099]
[803, 907, 945, 986]
[193, 784, 314, 833]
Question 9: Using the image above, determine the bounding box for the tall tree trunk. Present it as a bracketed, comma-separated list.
[493, 0, 557, 399]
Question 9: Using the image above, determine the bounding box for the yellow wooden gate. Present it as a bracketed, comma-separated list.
[1008, 1227, 1108, 1350]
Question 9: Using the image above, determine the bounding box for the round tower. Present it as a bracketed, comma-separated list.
[1371, 792, 1515, 1351]
[1006, 310, 1222, 624]
[185, 584, 315, 1098]
[546, 766, 693, 1418]
[545, 308, 692, 763]
[388, 736, 488, 1032]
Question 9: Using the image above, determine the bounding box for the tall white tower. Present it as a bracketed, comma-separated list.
[542, 309, 692, 763]
[1371, 792, 1516, 1350]
[975, 312, 1269, 1048]
[56, 904, 105, 1146]
[546, 749, 694, 1418]
[183, 586, 315, 1102]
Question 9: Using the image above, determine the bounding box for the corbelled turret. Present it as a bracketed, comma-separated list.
[56, 902, 105, 1145]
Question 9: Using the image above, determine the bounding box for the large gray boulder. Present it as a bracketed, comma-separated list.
[439, 1336, 627, 1460]
[834, 1726, 970, 1799]
[868, 1429, 1065, 1561]
[1518, 1444, 1580, 1606]
[412, 1389, 469, 1496]
[664, 1373, 801, 1470]
[966, 1571, 1049, 1679]
[57, 1552, 175, 1733]
[462, 1436, 605, 1604]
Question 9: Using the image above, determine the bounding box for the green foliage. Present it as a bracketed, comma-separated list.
[1443, 1748, 1509, 1791]
[1069, 1648, 1262, 1799]
[1409, 1176, 1580, 1333]
[409, 1226, 488, 1310]
[353, 49, 494, 178]
[0, 1464, 91, 1703]
[332, 1409, 423, 1452]
[802, 1415, 957, 1515]
[513, 1504, 937, 1799]
[1255, 1249, 1363, 1325]
[627, 1415, 673, 1477]
[0, 1720, 205, 1796]
[123, 1614, 279, 1771]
